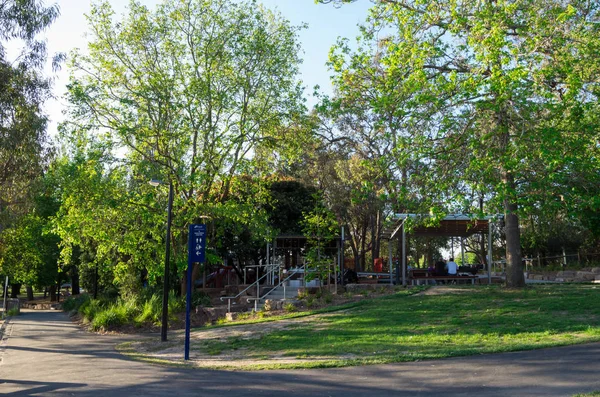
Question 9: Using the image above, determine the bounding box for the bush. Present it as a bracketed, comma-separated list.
[284, 302, 296, 312]
[80, 299, 105, 323]
[67, 291, 193, 331]
[62, 294, 91, 313]
[192, 291, 211, 307]
[91, 306, 127, 331]
[134, 294, 162, 325]
[6, 307, 19, 316]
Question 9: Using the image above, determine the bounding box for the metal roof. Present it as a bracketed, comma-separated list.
[383, 214, 497, 239]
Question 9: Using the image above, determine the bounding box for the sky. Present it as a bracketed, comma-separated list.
[19, 0, 374, 137]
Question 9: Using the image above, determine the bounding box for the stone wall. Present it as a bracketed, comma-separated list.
[526, 267, 600, 282]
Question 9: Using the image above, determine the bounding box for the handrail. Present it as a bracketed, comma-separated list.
[248, 265, 305, 311]
[220, 266, 276, 312]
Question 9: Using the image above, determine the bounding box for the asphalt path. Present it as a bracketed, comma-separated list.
[1, 310, 599, 396]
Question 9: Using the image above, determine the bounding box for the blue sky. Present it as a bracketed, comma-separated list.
[29, 0, 373, 136]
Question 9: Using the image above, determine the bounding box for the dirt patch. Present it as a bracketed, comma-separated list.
[125, 312, 344, 368]
[414, 286, 478, 296]
[122, 288, 406, 369]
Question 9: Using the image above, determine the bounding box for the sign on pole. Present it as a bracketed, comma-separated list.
[188, 224, 207, 263]
[185, 223, 207, 360]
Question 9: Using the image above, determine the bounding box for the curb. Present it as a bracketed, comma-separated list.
[0, 316, 11, 364]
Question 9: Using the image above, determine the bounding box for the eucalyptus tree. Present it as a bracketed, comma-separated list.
[0, 0, 62, 226]
[321, 0, 600, 287]
[58, 0, 306, 291]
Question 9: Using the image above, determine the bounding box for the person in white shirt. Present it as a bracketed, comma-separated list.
[445, 258, 459, 275]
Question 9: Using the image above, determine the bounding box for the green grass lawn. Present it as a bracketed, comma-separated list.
[191, 284, 600, 369]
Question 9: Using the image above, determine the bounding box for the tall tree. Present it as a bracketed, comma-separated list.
[0, 0, 61, 226]
[322, 0, 600, 287]
[57, 0, 306, 293]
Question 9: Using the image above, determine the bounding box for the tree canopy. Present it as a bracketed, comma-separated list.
[323, 0, 600, 286]
[53, 0, 308, 294]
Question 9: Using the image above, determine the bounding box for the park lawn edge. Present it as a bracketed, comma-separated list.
[115, 285, 600, 371]
[117, 336, 600, 371]
[198, 287, 423, 330]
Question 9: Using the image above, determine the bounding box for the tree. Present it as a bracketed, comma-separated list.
[322, 0, 600, 287]
[0, 0, 61, 225]
[57, 0, 306, 295]
[0, 176, 60, 299]
[301, 194, 339, 287]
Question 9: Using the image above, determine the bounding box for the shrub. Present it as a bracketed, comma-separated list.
[62, 294, 91, 313]
[284, 302, 296, 312]
[91, 306, 127, 331]
[80, 299, 104, 323]
[134, 294, 162, 325]
[192, 291, 211, 307]
[6, 307, 19, 316]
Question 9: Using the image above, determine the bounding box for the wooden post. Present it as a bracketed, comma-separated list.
[388, 238, 393, 285]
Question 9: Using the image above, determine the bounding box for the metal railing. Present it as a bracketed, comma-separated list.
[220, 265, 277, 313]
[248, 265, 306, 311]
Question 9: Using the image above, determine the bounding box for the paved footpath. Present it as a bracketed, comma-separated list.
[1, 310, 599, 397]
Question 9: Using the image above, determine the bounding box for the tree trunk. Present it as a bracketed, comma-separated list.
[370, 214, 376, 269]
[503, 171, 525, 287]
[479, 196, 487, 265]
[10, 283, 21, 298]
[71, 266, 80, 295]
[181, 271, 187, 296]
[93, 263, 99, 299]
[26, 285, 34, 301]
[49, 285, 57, 302]
[373, 210, 381, 262]
[426, 238, 433, 268]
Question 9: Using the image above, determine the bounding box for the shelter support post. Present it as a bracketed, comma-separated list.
[461, 237, 465, 265]
[488, 222, 493, 285]
[388, 238, 393, 285]
[340, 226, 345, 286]
[402, 226, 406, 287]
[266, 242, 271, 284]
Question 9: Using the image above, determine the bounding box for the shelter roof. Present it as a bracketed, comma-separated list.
[382, 214, 496, 239]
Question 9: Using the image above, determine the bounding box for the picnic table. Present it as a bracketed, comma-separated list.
[409, 269, 478, 285]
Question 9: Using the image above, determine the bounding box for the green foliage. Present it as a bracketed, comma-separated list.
[0, 183, 60, 289]
[324, 0, 600, 286]
[80, 298, 104, 323]
[68, 292, 187, 331]
[192, 291, 211, 307]
[284, 302, 297, 313]
[0, 0, 61, 226]
[91, 306, 129, 331]
[6, 308, 20, 316]
[301, 194, 339, 284]
[134, 294, 162, 325]
[62, 294, 91, 313]
[53, 0, 308, 297]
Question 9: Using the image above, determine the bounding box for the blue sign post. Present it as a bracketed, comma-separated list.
[185, 223, 206, 360]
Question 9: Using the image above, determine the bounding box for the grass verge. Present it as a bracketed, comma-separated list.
[127, 284, 600, 370]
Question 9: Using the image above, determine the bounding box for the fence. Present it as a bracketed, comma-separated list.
[490, 252, 600, 273]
